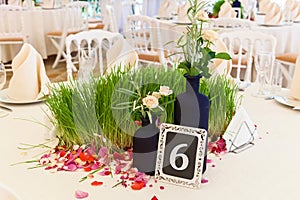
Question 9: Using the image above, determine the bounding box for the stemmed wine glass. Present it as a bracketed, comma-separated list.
[253, 51, 274, 97]
[0, 62, 6, 90]
[0, 62, 8, 118]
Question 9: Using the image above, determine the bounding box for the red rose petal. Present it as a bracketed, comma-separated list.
[131, 181, 145, 190]
[75, 190, 89, 199]
[206, 159, 212, 163]
[104, 171, 111, 176]
[84, 167, 92, 172]
[91, 181, 103, 186]
[151, 195, 158, 200]
[159, 186, 164, 190]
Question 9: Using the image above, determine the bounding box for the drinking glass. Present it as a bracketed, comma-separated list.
[77, 47, 97, 82]
[0, 63, 6, 90]
[0, 63, 8, 118]
[253, 51, 274, 97]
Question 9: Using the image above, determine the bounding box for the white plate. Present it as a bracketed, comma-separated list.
[173, 21, 192, 25]
[258, 23, 285, 27]
[0, 89, 45, 104]
[274, 95, 300, 108]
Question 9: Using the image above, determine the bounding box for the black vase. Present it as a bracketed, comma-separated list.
[133, 116, 159, 176]
[174, 74, 209, 173]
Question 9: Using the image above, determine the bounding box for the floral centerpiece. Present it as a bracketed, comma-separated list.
[176, 0, 231, 77]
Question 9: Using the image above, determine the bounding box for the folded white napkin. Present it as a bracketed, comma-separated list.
[264, 3, 284, 25]
[158, 0, 169, 17]
[293, 3, 300, 21]
[209, 38, 232, 78]
[289, 1, 300, 21]
[177, 1, 190, 23]
[218, 2, 236, 18]
[259, 0, 272, 14]
[8, 43, 50, 101]
[158, 0, 178, 18]
[41, 0, 55, 9]
[290, 54, 300, 100]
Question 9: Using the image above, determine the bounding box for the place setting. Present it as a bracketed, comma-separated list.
[0, 43, 50, 105]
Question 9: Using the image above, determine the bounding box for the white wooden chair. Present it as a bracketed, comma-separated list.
[47, 1, 89, 69]
[275, 52, 298, 88]
[0, 5, 28, 70]
[125, 14, 171, 67]
[219, 30, 277, 84]
[65, 29, 122, 80]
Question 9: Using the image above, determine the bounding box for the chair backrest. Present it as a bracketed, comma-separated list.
[64, 2, 89, 34]
[209, 17, 252, 33]
[125, 14, 166, 65]
[0, 5, 26, 43]
[103, 5, 118, 33]
[65, 29, 122, 80]
[219, 30, 277, 83]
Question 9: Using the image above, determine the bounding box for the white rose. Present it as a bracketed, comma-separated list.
[142, 95, 159, 109]
[152, 92, 161, 99]
[159, 86, 173, 96]
[197, 11, 209, 21]
[202, 30, 219, 43]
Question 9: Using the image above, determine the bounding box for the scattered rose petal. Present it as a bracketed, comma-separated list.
[201, 178, 208, 184]
[75, 190, 89, 199]
[151, 195, 158, 200]
[207, 159, 212, 163]
[91, 181, 103, 186]
[259, 137, 262, 140]
[84, 167, 92, 172]
[212, 164, 215, 168]
[149, 184, 153, 188]
[131, 181, 145, 190]
[159, 186, 164, 190]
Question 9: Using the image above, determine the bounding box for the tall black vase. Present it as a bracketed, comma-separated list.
[133, 116, 159, 176]
[174, 74, 209, 173]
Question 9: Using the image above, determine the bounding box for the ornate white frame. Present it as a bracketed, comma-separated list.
[155, 123, 207, 189]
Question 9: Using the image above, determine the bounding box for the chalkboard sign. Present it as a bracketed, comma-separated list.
[155, 123, 207, 189]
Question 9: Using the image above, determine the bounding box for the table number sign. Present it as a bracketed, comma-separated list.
[155, 123, 207, 189]
[223, 106, 257, 153]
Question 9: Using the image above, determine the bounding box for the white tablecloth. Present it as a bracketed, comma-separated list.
[251, 22, 300, 55]
[1, 7, 65, 62]
[0, 86, 300, 200]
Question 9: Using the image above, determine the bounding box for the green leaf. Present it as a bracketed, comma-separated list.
[215, 52, 231, 60]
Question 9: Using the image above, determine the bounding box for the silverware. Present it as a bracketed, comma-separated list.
[0, 105, 12, 112]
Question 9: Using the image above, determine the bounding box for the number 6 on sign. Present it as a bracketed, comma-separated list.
[155, 123, 207, 189]
[170, 144, 189, 171]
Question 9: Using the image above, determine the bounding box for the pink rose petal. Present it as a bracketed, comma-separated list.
[201, 178, 208, 184]
[75, 190, 89, 199]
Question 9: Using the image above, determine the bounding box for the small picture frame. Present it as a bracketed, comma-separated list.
[155, 123, 207, 189]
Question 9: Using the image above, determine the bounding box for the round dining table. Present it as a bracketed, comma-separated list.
[1, 6, 65, 63]
[0, 85, 300, 200]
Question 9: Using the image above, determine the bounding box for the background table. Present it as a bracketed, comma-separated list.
[1, 7, 65, 62]
[1, 86, 300, 200]
[251, 22, 300, 55]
